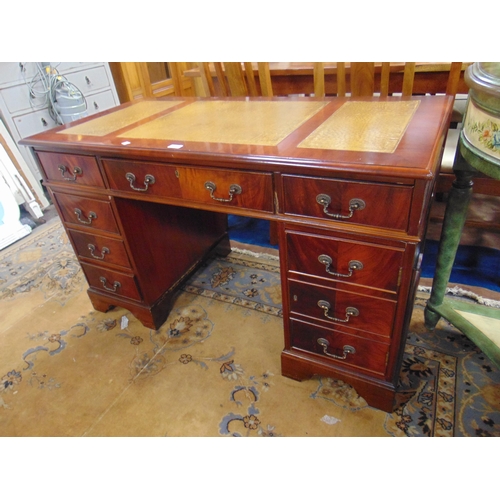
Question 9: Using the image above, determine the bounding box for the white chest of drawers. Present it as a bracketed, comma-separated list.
[0, 62, 120, 212]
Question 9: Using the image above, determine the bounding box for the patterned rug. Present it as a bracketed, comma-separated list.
[1, 220, 499, 437]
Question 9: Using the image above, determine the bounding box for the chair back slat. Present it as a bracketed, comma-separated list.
[351, 62, 375, 97]
[224, 62, 248, 96]
[401, 62, 416, 96]
[258, 63, 274, 97]
[337, 63, 346, 97]
[313, 62, 325, 97]
[213, 63, 229, 96]
[380, 62, 391, 97]
[198, 62, 217, 96]
[244, 62, 259, 96]
[446, 62, 463, 96]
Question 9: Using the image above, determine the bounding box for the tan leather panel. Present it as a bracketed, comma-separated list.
[118, 100, 327, 146]
[298, 100, 420, 153]
[58, 100, 184, 136]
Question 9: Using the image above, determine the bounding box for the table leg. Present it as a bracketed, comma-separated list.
[424, 170, 474, 329]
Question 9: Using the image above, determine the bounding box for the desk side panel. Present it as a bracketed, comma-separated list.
[113, 197, 229, 304]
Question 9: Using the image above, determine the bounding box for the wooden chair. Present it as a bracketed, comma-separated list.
[312, 62, 462, 98]
[197, 62, 273, 98]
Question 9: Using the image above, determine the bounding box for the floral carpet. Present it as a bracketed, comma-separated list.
[0, 219, 499, 437]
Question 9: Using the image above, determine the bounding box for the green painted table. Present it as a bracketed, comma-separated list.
[424, 64, 500, 368]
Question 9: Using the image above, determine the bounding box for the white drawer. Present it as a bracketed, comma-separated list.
[53, 62, 97, 73]
[65, 66, 110, 96]
[85, 90, 118, 115]
[0, 62, 37, 85]
[14, 108, 58, 138]
[1, 83, 47, 114]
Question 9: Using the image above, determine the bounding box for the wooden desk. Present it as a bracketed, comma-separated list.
[22, 95, 453, 412]
[184, 62, 471, 96]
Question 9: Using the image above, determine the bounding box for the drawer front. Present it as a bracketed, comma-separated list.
[85, 90, 117, 116]
[178, 167, 274, 212]
[68, 229, 131, 269]
[80, 262, 141, 301]
[56, 63, 98, 73]
[53, 192, 119, 234]
[289, 280, 396, 338]
[66, 66, 110, 96]
[1, 83, 47, 114]
[37, 152, 105, 187]
[103, 159, 274, 213]
[103, 159, 181, 198]
[282, 175, 412, 231]
[0, 62, 38, 85]
[14, 107, 57, 138]
[286, 230, 403, 292]
[289, 318, 390, 376]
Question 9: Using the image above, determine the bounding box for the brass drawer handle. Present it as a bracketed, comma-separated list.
[88, 244, 109, 260]
[58, 164, 82, 181]
[125, 172, 155, 192]
[316, 194, 366, 219]
[317, 300, 359, 323]
[317, 338, 356, 360]
[318, 255, 363, 278]
[74, 208, 97, 225]
[99, 277, 121, 292]
[205, 181, 242, 202]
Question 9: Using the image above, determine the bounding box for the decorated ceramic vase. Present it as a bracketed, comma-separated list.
[461, 62, 500, 173]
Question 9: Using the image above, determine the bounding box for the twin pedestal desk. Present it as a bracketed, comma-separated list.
[22, 96, 453, 412]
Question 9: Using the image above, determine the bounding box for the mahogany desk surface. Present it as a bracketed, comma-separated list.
[24, 96, 452, 179]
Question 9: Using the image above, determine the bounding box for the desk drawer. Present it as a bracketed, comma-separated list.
[286, 230, 403, 293]
[289, 318, 389, 376]
[282, 175, 412, 231]
[102, 159, 274, 213]
[289, 279, 396, 338]
[53, 192, 119, 234]
[37, 152, 105, 187]
[68, 229, 131, 269]
[80, 262, 141, 301]
[102, 159, 181, 197]
[178, 167, 274, 212]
